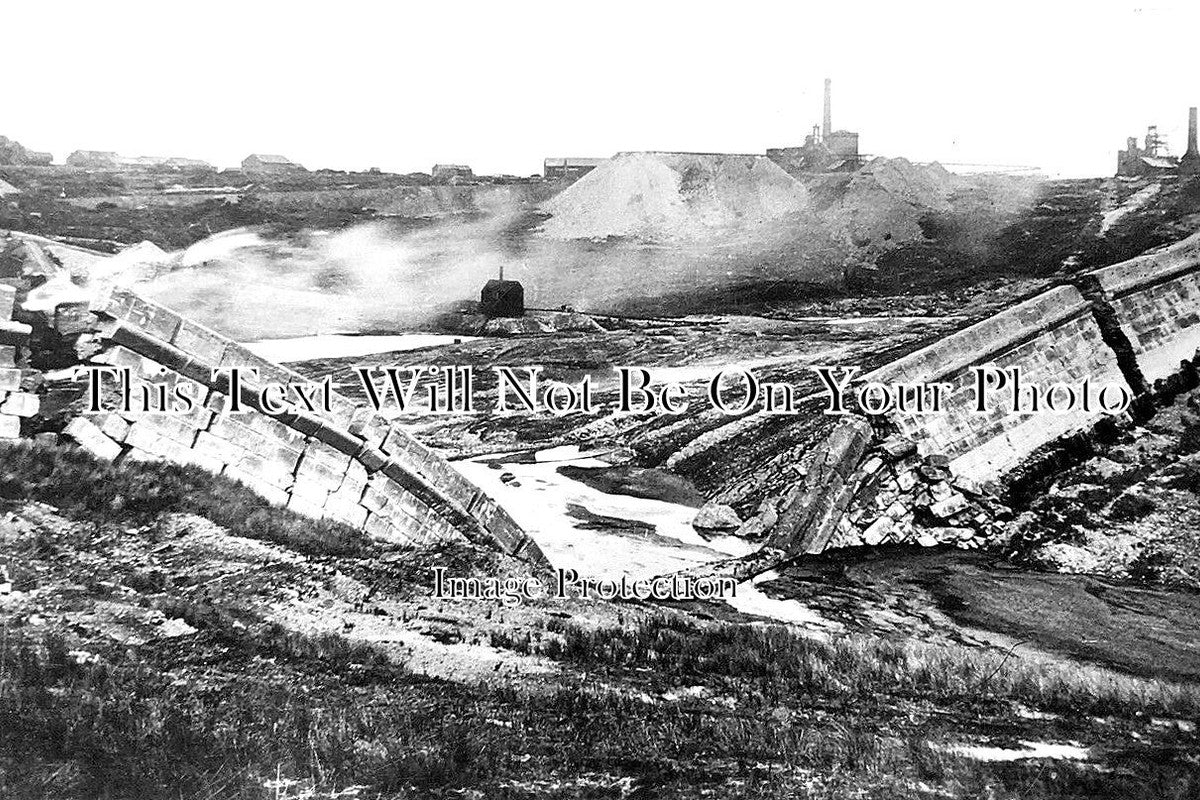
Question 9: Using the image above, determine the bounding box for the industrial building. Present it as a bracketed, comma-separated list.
[767, 78, 863, 175]
[66, 151, 215, 171]
[1115, 108, 1200, 177]
[1116, 126, 1177, 177]
[544, 157, 605, 180]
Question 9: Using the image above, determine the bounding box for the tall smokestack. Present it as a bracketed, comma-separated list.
[1182, 106, 1200, 175]
[1188, 107, 1199, 158]
[822, 78, 832, 140]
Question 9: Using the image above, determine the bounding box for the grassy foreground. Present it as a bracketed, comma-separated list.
[1, 441, 1198, 798]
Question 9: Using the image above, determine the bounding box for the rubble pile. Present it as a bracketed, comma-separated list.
[826, 434, 1009, 550]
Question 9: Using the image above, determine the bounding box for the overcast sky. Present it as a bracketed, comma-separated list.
[6, 0, 1199, 177]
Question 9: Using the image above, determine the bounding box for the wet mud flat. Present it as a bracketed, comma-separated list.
[761, 546, 1200, 681]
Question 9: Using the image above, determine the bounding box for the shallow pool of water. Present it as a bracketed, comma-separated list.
[243, 333, 474, 363]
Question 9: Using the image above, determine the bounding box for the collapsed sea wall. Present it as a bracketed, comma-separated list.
[61, 286, 548, 565]
[764, 230, 1200, 560]
[861, 285, 1129, 484]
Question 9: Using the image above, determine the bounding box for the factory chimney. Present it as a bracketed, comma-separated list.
[822, 78, 832, 140]
[1182, 107, 1200, 175]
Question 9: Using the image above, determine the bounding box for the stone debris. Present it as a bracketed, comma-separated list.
[825, 444, 1005, 550]
[692, 502, 742, 532]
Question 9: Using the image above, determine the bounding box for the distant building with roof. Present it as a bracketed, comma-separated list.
[241, 154, 307, 174]
[66, 150, 120, 169]
[164, 157, 213, 171]
[22, 151, 53, 166]
[431, 164, 474, 184]
[544, 157, 605, 180]
[1117, 124, 1180, 177]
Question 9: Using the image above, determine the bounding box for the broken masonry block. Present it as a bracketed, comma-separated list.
[170, 318, 228, 366]
[861, 515, 894, 545]
[919, 464, 950, 481]
[0, 320, 33, 347]
[880, 435, 917, 460]
[929, 493, 969, 519]
[311, 422, 366, 459]
[356, 444, 389, 473]
[63, 416, 122, 460]
[53, 303, 93, 336]
[0, 413, 19, 439]
[0, 392, 39, 418]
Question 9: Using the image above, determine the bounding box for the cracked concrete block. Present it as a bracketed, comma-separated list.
[324, 497, 368, 529]
[227, 451, 296, 490]
[357, 444, 388, 473]
[311, 421, 365, 459]
[0, 346, 14, 368]
[54, 303, 93, 336]
[124, 425, 191, 461]
[361, 484, 389, 514]
[0, 413, 20, 439]
[364, 512, 411, 544]
[286, 492, 326, 520]
[929, 493, 969, 519]
[89, 413, 132, 443]
[348, 407, 390, 445]
[194, 431, 244, 465]
[171, 318, 228, 366]
[92, 288, 183, 342]
[177, 448, 224, 475]
[131, 415, 201, 448]
[0, 320, 32, 347]
[0, 368, 21, 392]
[63, 417, 122, 459]
[0, 392, 39, 418]
[294, 456, 346, 490]
[208, 422, 302, 474]
[862, 515, 894, 546]
[222, 468, 290, 506]
[288, 479, 330, 510]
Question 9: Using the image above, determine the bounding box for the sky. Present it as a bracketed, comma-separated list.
[5, 0, 1200, 178]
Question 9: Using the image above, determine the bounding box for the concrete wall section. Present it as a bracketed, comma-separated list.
[66, 286, 547, 565]
[0, 283, 36, 439]
[861, 285, 1131, 484]
[1090, 231, 1200, 385]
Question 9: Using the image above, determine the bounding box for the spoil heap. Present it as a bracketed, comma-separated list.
[816, 157, 960, 245]
[539, 152, 811, 241]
